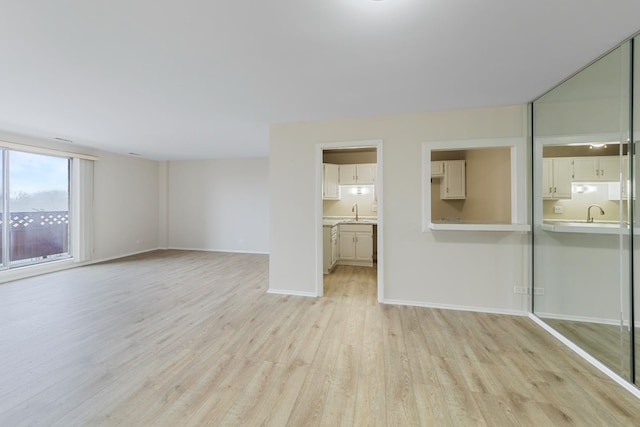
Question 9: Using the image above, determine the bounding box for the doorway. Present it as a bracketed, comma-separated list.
[315, 140, 383, 302]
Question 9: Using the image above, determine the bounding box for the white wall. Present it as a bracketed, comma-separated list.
[167, 158, 269, 253]
[270, 105, 530, 314]
[92, 151, 160, 261]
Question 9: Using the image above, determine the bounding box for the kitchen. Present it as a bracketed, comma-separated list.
[321, 148, 378, 285]
[540, 143, 629, 233]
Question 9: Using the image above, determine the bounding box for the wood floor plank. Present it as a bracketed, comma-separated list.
[0, 251, 639, 426]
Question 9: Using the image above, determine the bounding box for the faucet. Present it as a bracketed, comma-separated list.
[352, 203, 359, 221]
[586, 204, 605, 223]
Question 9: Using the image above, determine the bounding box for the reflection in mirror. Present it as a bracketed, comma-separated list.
[533, 43, 633, 380]
[430, 148, 511, 224]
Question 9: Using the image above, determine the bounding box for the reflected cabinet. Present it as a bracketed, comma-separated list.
[532, 38, 639, 385]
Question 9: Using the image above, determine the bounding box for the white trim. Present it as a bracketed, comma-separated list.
[167, 246, 269, 255]
[316, 139, 384, 303]
[536, 311, 640, 328]
[384, 299, 527, 317]
[267, 289, 317, 297]
[422, 137, 527, 232]
[0, 139, 98, 161]
[77, 248, 164, 265]
[530, 314, 640, 399]
[429, 223, 530, 232]
[535, 311, 621, 326]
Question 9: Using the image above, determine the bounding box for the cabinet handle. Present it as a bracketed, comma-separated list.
[549, 187, 552, 194]
[553, 187, 557, 193]
[601, 169, 604, 176]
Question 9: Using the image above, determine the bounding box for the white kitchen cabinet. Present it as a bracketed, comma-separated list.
[339, 164, 376, 185]
[338, 224, 373, 267]
[331, 228, 339, 266]
[431, 161, 445, 178]
[608, 156, 631, 200]
[542, 157, 572, 199]
[322, 163, 340, 200]
[323, 225, 339, 274]
[440, 160, 466, 199]
[572, 156, 620, 181]
[356, 164, 376, 184]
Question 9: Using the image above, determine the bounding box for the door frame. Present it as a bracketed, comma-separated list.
[315, 139, 384, 303]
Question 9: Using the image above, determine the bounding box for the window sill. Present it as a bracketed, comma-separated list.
[429, 222, 531, 232]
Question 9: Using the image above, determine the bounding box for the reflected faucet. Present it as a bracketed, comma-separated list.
[352, 203, 359, 221]
[586, 204, 605, 223]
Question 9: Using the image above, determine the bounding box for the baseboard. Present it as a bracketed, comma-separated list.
[168, 246, 269, 255]
[83, 247, 165, 265]
[267, 289, 317, 297]
[383, 299, 527, 317]
[535, 311, 623, 326]
[536, 311, 640, 328]
[529, 314, 640, 400]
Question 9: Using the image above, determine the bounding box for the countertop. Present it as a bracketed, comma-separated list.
[542, 219, 630, 235]
[429, 221, 530, 232]
[323, 216, 378, 227]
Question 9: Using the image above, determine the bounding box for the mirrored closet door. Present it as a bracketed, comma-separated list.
[532, 40, 635, 383]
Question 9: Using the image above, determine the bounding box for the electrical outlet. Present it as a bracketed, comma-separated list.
[553, 205, 563, 214]
[513, 286, 528, 294]
[534, 287, 545, 295]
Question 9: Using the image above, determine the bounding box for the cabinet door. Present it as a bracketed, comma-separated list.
[322, 227, 332, 274]
[598, 156, 620, 181]
[542, 158, 553, 199]
[323, 164, 340, 199]
[553, 158, 573, 199]
[354, 232, 373, 262]
[331, 231, 339, 266]
[339, 164, 357, 185]
[339, 231, 356, 260]
[431, 161, 445, 178]
[441, 160, 466, 199]
[572, 157, 599, 181]
[356, 164, 376, 184]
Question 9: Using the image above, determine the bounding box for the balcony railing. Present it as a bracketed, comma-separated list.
[0, 211, 70, 265]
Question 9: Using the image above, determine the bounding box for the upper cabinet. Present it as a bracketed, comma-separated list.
[572, 156, 620, 181]
[542, 158, 572, 199]
[339, 163, 376, 185]
[322, 163, 340, 200]
[440, 160, 466, 199]
[431, 161, 445, 178]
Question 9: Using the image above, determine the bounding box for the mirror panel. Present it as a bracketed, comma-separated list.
[533, 43, 632, 379]
[634, 36, 639, 385]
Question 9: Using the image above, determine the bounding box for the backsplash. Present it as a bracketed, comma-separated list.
[323, 186, 377, 217]
[543, 182, 625, 221]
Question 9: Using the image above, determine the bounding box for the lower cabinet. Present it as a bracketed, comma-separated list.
[323, 225, 339, 274]
[338, 224, 373, 267]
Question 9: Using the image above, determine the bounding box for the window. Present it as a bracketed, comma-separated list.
[422, 137, 529, 232]
[0, 150, 71, 268]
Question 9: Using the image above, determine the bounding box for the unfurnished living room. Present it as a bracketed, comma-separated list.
[2, 1, 640, 426]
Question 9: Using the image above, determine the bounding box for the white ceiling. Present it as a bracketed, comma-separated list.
[1, 1, 639, 160]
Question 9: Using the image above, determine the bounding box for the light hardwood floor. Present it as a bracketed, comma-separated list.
[0, 250, 639, 426]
